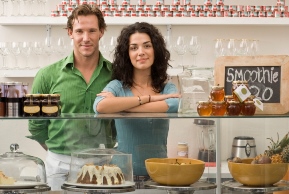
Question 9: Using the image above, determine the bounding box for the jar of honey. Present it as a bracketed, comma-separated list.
[226, 100, 241, 116]
[197, 101, 212, 116]
[210, 86, 225, 101]
[232, 80, 249, 101]
[241, 101, 256, 116]
[211, 101, 226, 116]
[23, 94, 41, 117]
[41, 94, 61, 117]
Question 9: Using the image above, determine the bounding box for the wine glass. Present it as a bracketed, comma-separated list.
[215, 39, 224, 57]
[23, 0, 33, 16]
[11, 0, 21, 16]
[227, 39, 236, 56]
[238, 38, 249, 56]
[55, 37, 66, 58]
[21, 41, 32, 69]
[188, 36, 201, 68]
[32, 41, 43, 69]
[173, 36, 187, 69]
[43, 37, 54, 66]
[108, 36, 117, 59]
[10, 42, 21, 69]
[99, 36, 108, 58]
[0, 0, 8, 16]
[249, 39, 259, 56]
[0, 42, 10, 69]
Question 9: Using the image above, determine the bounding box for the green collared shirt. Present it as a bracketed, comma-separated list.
[27, 52, 116, 155]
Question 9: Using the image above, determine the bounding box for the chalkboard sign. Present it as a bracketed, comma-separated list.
[214, 55, 289, 114]
[224, 66, 281, 103]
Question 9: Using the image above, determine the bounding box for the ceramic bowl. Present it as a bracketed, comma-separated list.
[228, 158, 288, 186]
[145, 158, 205, 186]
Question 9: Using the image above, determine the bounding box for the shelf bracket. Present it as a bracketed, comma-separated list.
[166, 24, 172, 38]
[46, 24, 52, 46]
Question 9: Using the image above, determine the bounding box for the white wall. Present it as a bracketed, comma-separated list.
[1, 0, 289, 166]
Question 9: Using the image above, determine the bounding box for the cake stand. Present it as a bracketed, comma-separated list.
[222, 180, 289, 194]
[61, 183, 135, 194]
[0, 185, 51, 194]
[144, 180, 217, 194]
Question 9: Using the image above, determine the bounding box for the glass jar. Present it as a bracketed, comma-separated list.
[210, 86, 224, 101]
[211, 101, 226, 116]
[197, 101, 212, 116]
[177, 142, 188, 158]
[241, 101, 256, 116]
[41, 94, 61, 117]
[232, 80, 249, 101]
[226, 100, 241, 116]
[23, 94, 41, 117]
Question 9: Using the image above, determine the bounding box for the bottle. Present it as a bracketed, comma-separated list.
[177, 142, 188, 158]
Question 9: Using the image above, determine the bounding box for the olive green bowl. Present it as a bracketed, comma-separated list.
[145, 158, 205, 186]
[228, 158, 288, 186]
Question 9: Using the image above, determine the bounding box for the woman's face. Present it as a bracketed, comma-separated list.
[128, 32, 154, 71]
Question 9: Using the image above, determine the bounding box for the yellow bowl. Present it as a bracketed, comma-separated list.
[145, 158, 205, 186]
[228, 158, 288, 186]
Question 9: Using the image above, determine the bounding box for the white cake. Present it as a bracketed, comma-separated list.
[76, 164, 125, 185]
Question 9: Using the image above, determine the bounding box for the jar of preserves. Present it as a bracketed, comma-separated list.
[177, 142, 188, 158]
[197, 101, 212, 116]
[41, 94, 61, 117]
[211, 101, 226, 116]
[23, 94, 41, 117]
[210, 86, 224, 101]
[226, 100, 241, 116]
[241, 101, 256, 116]
[232, 80, 249, 101]
[224, 95, 234, 106]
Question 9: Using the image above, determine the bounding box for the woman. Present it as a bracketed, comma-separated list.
[93, 22, 180, 178]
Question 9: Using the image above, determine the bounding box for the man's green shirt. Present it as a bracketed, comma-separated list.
[27, 52, 116, 155]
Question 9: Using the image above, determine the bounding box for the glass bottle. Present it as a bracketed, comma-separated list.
[197, 101, 212, 116]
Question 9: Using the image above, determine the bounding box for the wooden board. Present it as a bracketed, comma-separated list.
[214, 55, 289, 115]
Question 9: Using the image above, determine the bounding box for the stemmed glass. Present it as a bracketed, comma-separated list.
[99, 37, 108, 59]
[23, 0, 33, 16]
[38, 0, 47, 16]
[173, 36, 187, 69]
[43, 37, 54, 66]
[21, 41, 32, 69]
[238, 38, 249, 56]
[215, 39, 224, 57]
[0, 42, 10, 69]
[56, 37, 66, 58]
[10, 42, 21, 69]
[249, 39, 259, 56]
[227, 39, 236, 56]
[108, 36, 117, 59]
[32, 41, 43, 69]
[0, 0, 9, 16]
[188, 36, 201, 68]
[11, 0, 21, 16]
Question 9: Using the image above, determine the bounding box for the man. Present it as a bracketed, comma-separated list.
[27, 5, 116, 190]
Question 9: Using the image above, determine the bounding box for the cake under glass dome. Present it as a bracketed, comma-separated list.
[66, 146, 133, 187]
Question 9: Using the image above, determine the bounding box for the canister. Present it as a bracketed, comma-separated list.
[23, 94, 41, 117]
[177, 142, 188, 158]
[4, 82, 23, 117]
[231, 136, 257, 158]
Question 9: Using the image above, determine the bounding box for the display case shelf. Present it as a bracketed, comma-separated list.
[0, 16, 289, 26]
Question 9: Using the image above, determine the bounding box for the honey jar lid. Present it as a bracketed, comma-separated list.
[228, 100, 240, 104]
[197, 101, 210, 104]
[211, 101, 225, 104]
[211, 86, 224, 90]
[244, 100, 255, 104]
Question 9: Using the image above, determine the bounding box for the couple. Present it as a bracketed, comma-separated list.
[28, 4, 180, 190]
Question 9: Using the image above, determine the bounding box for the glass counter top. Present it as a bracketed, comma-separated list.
[1, 112, 289, 120]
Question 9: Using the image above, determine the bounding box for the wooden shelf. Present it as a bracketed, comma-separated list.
[0, 16, 289, 26]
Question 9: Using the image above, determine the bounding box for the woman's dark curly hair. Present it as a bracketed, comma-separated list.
[112, 22, 171, 93]
[66, 4, 106, 32]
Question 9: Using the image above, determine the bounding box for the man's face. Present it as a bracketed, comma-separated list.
[68, 15, 104, 58]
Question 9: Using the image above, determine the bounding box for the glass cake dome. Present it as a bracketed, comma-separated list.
[67, 145, 133, 186]
[0, 143, 46, 185]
